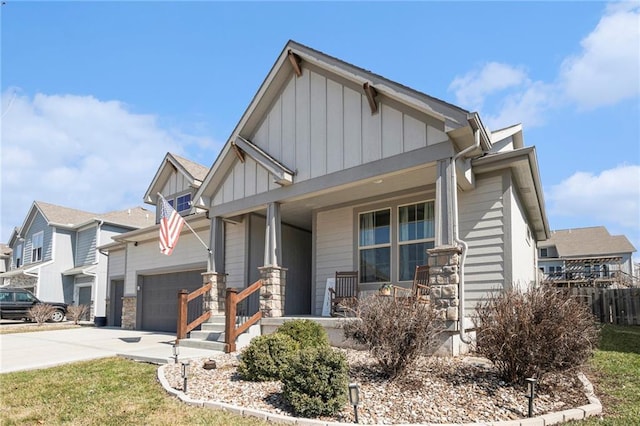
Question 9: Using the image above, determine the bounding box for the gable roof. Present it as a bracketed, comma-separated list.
[15, 201, 154, 239]
[143, 152, 209, 205]
[194, 39, 492, 206]
[540, 226, 636, 257]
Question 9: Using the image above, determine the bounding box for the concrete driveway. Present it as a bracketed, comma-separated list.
[0, 326, 217, 373]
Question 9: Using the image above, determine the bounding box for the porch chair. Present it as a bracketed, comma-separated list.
[329, 271, 359, 317]
[391, 264, 431, 303]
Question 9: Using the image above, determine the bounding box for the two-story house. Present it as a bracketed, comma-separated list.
[1, 201, 154, 321]
[538, 226, 637, 287]
[103, 40, 550, 355]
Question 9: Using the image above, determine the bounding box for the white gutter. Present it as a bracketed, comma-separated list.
[452, 114, 483, 344]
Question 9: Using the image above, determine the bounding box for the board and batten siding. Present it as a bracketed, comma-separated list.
[458, 174, 505, 317]
[75, 227, 97, 266]
[23, 212, 54, 265]
[211, 68, 449, 207]
[224, 219, 247, 289]
[314, 206, 354, 315]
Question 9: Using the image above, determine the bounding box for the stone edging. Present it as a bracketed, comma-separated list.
[157, 365, 602, 426]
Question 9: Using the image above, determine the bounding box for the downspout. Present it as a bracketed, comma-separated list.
[452, 124, 481, 345]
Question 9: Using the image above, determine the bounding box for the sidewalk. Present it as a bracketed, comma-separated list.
[0, 326, 218, 373]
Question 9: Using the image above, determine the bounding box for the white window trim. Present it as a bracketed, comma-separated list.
[358, 207, 392, 284]
[31, 231, 44, 263]
[396, 199, 435, 283]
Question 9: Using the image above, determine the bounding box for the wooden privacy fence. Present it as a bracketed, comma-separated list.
[565, 287, 640, 325]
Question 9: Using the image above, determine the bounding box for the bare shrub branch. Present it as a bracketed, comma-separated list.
[474, 286, 600, 384]
[343, 295, 444, 379]
[67, 304, 89, 325]
[29, 304, 56, 325]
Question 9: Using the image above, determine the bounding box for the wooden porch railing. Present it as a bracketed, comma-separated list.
[176, 283, 212, 340]
[225, 279, 263, 353]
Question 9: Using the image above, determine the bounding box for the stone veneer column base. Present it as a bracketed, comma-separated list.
[258, 266, 287, 318]
[121, 296, 137, 330]
[202, 272, 227, 315]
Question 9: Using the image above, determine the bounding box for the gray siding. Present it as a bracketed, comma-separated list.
[212, 68, 448, 207]
[225, 218, 246, 289]
[75, 227, 97, 266]
[458, 173, 506, 316]
[23, 212, 53, 265]
[314, 206, 354, 315]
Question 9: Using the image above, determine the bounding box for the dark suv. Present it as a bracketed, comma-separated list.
[0, 288, 67, 322]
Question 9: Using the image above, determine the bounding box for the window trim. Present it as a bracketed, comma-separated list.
[357, 207, 391, 284]
[353, 192, 437, 286]
[396, 200, 435, 282]
[31, 231, 44, 263]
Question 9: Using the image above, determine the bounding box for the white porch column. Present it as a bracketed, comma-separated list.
[434, 158, 455, 247]
[264, 202, 282, 267]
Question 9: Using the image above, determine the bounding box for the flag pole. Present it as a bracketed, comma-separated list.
[158, 192, 212, 255]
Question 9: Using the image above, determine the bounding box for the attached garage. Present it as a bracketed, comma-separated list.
[137, 269, 205, 332]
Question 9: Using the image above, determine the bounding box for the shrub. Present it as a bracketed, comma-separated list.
[281, 346, 349, 418]
[474, 286, 600, 383]
[343, 295, 444, 379]
[237, 333, 299, 381]
[67, 304, 89, 325]
[28, 304, 56, 325]
[276, 319, 329, 348]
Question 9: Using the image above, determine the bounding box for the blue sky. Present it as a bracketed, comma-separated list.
[1, 1, 639, 260]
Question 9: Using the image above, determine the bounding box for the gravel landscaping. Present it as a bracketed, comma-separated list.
[162, 348, 590, 424]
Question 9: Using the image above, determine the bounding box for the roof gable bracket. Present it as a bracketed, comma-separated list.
[363, 82, 378, 114]
[288, 50, 303, 77]
[234, 136, 295, 186]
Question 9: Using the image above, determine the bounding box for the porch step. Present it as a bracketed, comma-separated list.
[178, 316, 260, 353]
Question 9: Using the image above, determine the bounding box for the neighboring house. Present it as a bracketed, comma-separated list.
[105, 40, 549, 355]
[0, 201, 154, 321]
[0, 243, 11, 286]
[538, 226, 637, 287]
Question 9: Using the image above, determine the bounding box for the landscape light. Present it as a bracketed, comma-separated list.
[172, 342, 180, 364]
[181, 361, 190, 393]
[348, 383, 360, 423]
[525, 377, 537, 418]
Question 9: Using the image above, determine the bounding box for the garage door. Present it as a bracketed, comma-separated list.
[139, 270, 205, 332]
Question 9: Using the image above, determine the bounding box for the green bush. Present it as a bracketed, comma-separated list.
[276, 319, 329, 348]
[281, 346, 349, 418]
[237, 333, 299, 382]
[474, 286, 600, 383]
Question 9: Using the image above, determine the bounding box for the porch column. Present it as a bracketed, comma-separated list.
[260, 202, 286, 317]
[434, 158, 454, 247]
[121, 296, 136, 330]
[427, 245, 462, 325]
[264, 202, 282, 267]
[205, 216, 226, 315]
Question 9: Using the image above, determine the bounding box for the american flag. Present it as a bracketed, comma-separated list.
[159, 197, 185, 256]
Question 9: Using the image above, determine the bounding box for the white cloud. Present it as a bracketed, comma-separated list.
[0, 91, 220, 242]
[547, 164, 640, 238]
[483, 81, 556, 130]
[560, 2, 640, 109]
[448, 62, 529, 112]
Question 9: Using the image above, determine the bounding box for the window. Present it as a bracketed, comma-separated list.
[31, 232, 43, 263]
[398, 201, 435, 281]
[15, 243, 22, 268]
[540, 248, 548, 258]
[15, 291, 36, 302]
[358, 209, 391, 283]
[176, 194, 191, 212]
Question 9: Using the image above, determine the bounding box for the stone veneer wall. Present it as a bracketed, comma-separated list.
[428, 245, 462, 325]
[121, 296, 136, 330]
[258, 266, 287, 318]
[202, 272, 227, 315]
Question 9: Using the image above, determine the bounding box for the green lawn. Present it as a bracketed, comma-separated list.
[1, 324, 637, 425]
[0, 358, 273, 426]
[565, 324, 640, 426]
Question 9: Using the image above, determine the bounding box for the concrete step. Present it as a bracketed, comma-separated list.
[178, 338, 227, 352]
[200, 322, 225, 332]
[188, 330, 224, 342]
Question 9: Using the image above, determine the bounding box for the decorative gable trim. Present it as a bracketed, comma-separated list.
[234, 136, 294, 186]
